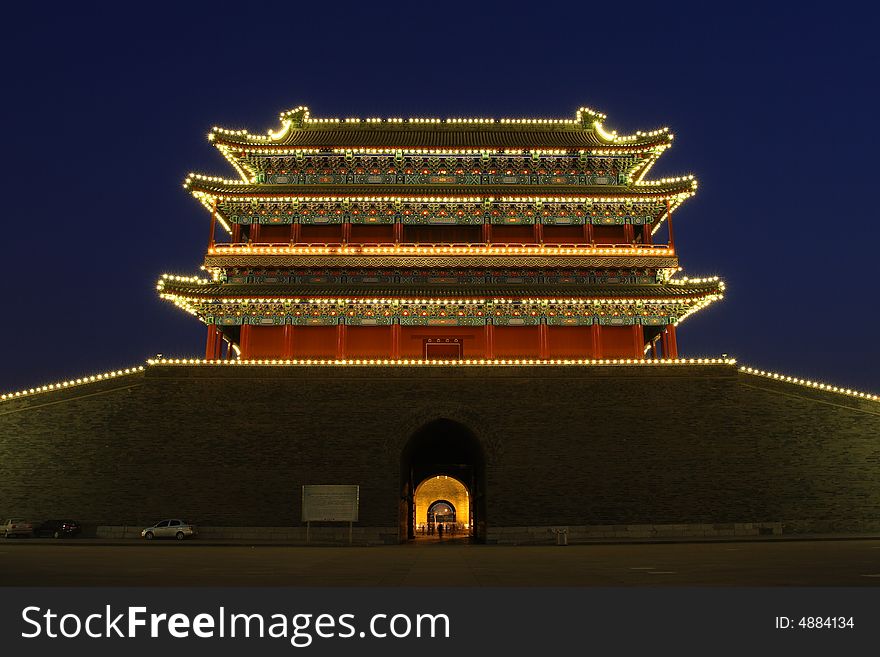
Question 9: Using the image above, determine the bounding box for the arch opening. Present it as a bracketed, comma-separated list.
[415, 476, 468, 537]
[400, 418, 487, 543]
[427, 499, 456, 524]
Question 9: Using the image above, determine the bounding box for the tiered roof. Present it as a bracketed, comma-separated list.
[158, 278, 721, 300]
[160, 105, 723, 332]
[185, 179, 696, 199]
[204, 106, 675, 185]
[208, 106, 672, 151]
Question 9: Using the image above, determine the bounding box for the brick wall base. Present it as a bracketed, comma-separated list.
[2, 363, 879, 538]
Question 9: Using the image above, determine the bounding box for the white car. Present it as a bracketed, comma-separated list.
[2, 518, 34, 538]
[141, 519, 197, 540]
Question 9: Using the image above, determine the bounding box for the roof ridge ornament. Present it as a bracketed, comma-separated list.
[280, 106, 309, 128]
[576, 106, 607, 128]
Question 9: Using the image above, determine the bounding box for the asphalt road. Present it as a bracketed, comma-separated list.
[2, 539, 880, 586]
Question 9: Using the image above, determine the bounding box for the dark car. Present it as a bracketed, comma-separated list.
[33, 520, 81, 539]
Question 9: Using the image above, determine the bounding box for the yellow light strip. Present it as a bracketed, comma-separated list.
[212, 107, 610, 136]
[672, 295, 725, 326]
[216, 144, 255, 183]
[206, 244, 676, 257]
[159, 274, 213, 285]
[8, 361, 871, 405]
[216, 145, 665, 156]
[739, 366, 879, 402]
[669, 276, 722, 285]
[613, 128, 672, 143]
[267, 119, 293, 140]
[324, 147, 581, 155]
[0, 366, 145, 402]
[147, 357, 734, 367]
[636, 175, 695, 186]
[158, 292, 721, 306]
[592, 122, 618, 142]
[206, 106, 680, 149]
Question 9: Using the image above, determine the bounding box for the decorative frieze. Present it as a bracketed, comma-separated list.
[216, 198, 664, 226]
[195, 298, 701, 328]
[244, 154, 640, 185]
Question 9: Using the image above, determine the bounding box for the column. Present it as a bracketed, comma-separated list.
[394, 222, 404, 244]
[342, 222, 352, 244]
[642, 224, 652, 245]
[533, 222, 544, 244]
[239, 324, 252, 359]
[336, 322, 346, 360]
[482, 223, 492, 244]
[291, 222, 301, 244]
[232, 223, 241, 244]
[590, 322, 601, 358]
[205, 325, 218, 360]
[250, 223, 261, 243]
[583, 222, 594, 244]
[632, 324, 645, 359]
[485, 323, 495, 359]
[623, 224, 635, 244]
[539, 322, 549, 359]
[660, 328, 669, 360]
[392, 323, 401, 360]
[666, 324, 679, 359]
[283, 325, 295, 359]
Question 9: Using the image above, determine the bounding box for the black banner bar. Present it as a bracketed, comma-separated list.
[0, 588, 876, 655]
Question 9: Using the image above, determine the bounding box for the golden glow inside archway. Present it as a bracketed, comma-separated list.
[414, 475, 470, 530]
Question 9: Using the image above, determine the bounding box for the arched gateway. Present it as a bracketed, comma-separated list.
[400, 419, 487, 542]
[416, 479, 468, 538]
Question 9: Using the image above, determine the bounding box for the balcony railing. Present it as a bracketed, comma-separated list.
[207, 242, 674, 255]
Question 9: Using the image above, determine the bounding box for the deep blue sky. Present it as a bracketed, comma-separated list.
[1, 2, 877, 393]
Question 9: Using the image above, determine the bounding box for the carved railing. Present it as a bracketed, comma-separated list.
[209, 242, 672, 253]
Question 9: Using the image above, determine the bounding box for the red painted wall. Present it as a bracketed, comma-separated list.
[593, 225, 625, 244]
[403, 225, 481, 244]
[345, 325, 393, 357]
[601, 325, 641, 358]
[547, 326, 596, 358]
[246, 325, 286, 358]
[491, 225, 534, 244]
[350, 224, 395, 244]
[291, 326, 337, 358]
[494, 325, 541, 357]
[300, 225, 343, 244]
[239, 323, 649, 360]
[543, 225, 585, 244]
[257, 225, 292, 244]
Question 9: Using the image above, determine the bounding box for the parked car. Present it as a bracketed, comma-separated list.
[33, 520, 82, 539]
[2, 519, 34, 538]
[141, 519, 197, 541]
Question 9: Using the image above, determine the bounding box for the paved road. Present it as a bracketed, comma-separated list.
[1, 539, 879, 586]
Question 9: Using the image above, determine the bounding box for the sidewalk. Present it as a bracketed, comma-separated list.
[4, 532, 880, 548]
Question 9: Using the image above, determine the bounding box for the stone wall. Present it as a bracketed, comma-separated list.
[1, 363, 878, 538]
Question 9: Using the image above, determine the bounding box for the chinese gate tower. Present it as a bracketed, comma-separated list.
[158, 106, 724, 362]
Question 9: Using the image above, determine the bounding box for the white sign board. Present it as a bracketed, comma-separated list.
[302, 485, 359, 522]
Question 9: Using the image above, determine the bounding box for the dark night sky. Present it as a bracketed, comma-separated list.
[1, 2, 877, 393]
